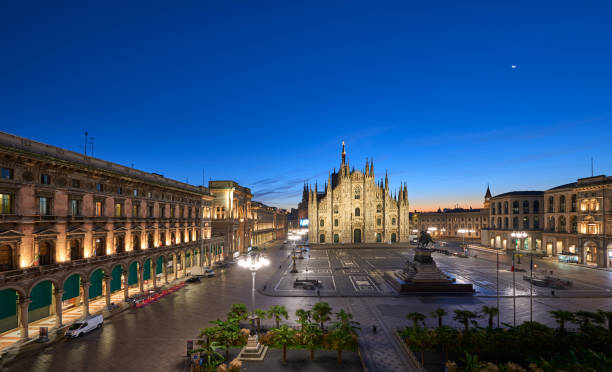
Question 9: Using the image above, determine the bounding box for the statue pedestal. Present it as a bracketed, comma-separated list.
[384, 248, 474, 293]
[238, 334, 268, 361]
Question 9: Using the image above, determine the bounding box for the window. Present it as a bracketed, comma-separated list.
[559, 216, 566, 232]
[534, 216, 540, 229]
[319, 234, 325, 243]
[148, 204, 154, 217]
[392, 217, 396, 225]
[377, 218, 381, 226]
[117, 186, 122, 194]
[491, 206, 495, 215]
[523, 217, 529, 229]
[548, 216, 555, 231]
[523, 201, 529, 214]
[320, 219, 324, 227]
[503, 202, 508, 214]
[95, 201, 103, 217]
[333, 234, 339, 243]
[512, 201, 519, 214]
[376, 233, 382, 242]
[504, 217, 508, 229]
[355, 208, 360, 217]
[133, 189, 138, 197]
[115, 203, 122, 217]
[0, 194, 13, 214]
[497, 202, 501, 215]
[354, 186, 360, 199]
[147, 191, 152, 198]
[71, 179, 80, 188]
[334, 219, 338, 227]
[548, 196, 554, 213]
[132, 204, 139, 217]
[1, 168, 14, 180]
[40, 174, 50, 184]
[96, 183, 104, 192]
[533, 200, 539, 213]
[512, 217, 519, 229]
[559, 195, 565, 213]
[333, 206, 338, 214]
[377, 204, 382, 213]
[171, 206, 176, 218]
[39, 197, 51, 215]
[69, 199, 80, 216]
[571, 194, 577, 212]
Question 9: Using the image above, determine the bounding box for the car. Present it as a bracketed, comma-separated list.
[65, 314, 103, 338]
[203, 269, 215, 277]
[186, 276, 201, 283]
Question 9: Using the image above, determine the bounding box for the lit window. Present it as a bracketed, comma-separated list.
[96, 183, 104, 192]
[39, 197, 51, 215]
[115, 203, 122, 217]
[69, 199, 80, 216]
[0, 194, 13, 214]
[95, 201, 103, 217]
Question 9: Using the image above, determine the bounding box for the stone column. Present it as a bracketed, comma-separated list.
[18, 297, 31, 341]
[54, 289, 64, 328]
[138, 265, 144, 294]
[164, 260, 169, 284]
[81, 281, 90, 318]
[152, 261, 158, 289]
[123, 274, 129, 302]
[104, 275, 111, 308]
[174, 256, 178, 280]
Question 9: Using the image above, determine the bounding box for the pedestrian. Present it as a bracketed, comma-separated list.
[279, 264, 282, 269]
[263, 285, 267, 290]
[317, 289, 320, 297]
[372, 325, 377, 333]
[551, 289, 555, 297]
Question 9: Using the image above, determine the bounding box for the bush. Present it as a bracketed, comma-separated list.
[228, 358, 242, 372]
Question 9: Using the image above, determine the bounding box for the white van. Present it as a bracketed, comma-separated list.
[65, 314, 103, 338]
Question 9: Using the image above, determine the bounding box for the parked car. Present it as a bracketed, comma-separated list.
[186, 276, 201, 283]
[203, 269, 215, 277]
[65, 314, 103, 338]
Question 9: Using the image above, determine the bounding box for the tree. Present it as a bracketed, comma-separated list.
[329, 324, 356, 364]
[550, 310, 574, 333]
[295, 309, 311, 331]
[597, 309, 612, 332]
[430, 308, 448, 328]
[481, 306, 499, 329]
[269, 325, 296, 363]
[210, 319, 241, 362]
[255, 309, 268, 331]
[453, 310, 479, 332]
[227, 303, 249, 321]
[302, 322, 323, 361]
[191, 341, 225, 372]
[312, 302, 333, 330]
[574, 310, 604, 330]
[267, 305, 289, 328]
[407, 312, 426, 329]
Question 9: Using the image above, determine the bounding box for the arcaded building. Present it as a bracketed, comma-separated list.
[308, 142, 410, 244]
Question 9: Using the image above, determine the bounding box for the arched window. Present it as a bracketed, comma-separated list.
[512, 217, 519, 229]
[570, 216, 577, 233]
[0, 244, 14, 271]
[533, 200, 540, 213]
[534, 216, 540, 229]
[376, 233, 381, 242]
[559, 195, 566, 213]
[491, 206, 495, 215]
[355, 208, 360, 217]
[512, 201, 519, 214]
[171, 232, 176, 245]
[497, 217, 501, 229]
[559, 216, 566, 232]
[376, 218, 381, 226]
[571, 194, 577, 212]
[354, 186, 361, 199]
[319, 234, 325, 243]
[504, 202, 508, 214]
[497, 202, 502, 215]
[523, 201, 529, 214]
[333, 234, 339, 243]
[548, 196, 554, 213]
[549, 216, 555, 231]
[523, 217, 529, 229]
[504, 217, 508, 229]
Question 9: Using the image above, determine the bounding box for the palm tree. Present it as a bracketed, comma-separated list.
[296, 309, 311, 331]
[210, 319, 241, 362]
[407, 312, 426, 329]
[267, 305, 289, 328]
[255, 309, 268, 331]
[192, 341, 225, 371]
[481, 306, 499, 329]
[228, 303, 249, 321]
[329, 323, 357, 364]
[597, 309, 612, 332]
[574, 310, 604, 331]
[430, 308, 448, 328]
[269, 325, 296, 363]
[453, 310, 479, 332]
[550, 310, 574, 333]
[302, 322, 323, 361]
[312, 302, 333, 330]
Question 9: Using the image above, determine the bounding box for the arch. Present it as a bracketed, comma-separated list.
[115, 235, 125, 253]
[69, 238, 83, 261]
[89, 268, 105, 299]
[143, 258, 152, 281]
[0, 288, 20, 333]
[353, 229, 362, 243]
[28, 280, 55, 322]
[110, 264, 124, 292]
[584, 241, 598, 265]
[128, 261, 139, 286]
[147, 233, 154, 249]
[94, 236, 106, 257]
[391, 233, 397, 243]
[61, 272, 84, 301]
[0, 243, 15, 271]
[155, 255, 164, 275]
[167, 253, 175, 274]
[38, 240, 55, 266]
[132, 233, 141, 251]
[355, 207, 360, 217]
[333, 234, 339, 243]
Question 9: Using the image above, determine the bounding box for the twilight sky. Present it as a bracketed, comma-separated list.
[2, 1, 612, 211]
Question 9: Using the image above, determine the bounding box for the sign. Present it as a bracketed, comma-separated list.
[299, 218, 309, 227]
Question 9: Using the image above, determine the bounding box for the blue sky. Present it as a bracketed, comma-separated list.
[2, 1, 611, 210]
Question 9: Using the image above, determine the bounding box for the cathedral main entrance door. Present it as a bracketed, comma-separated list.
[354, 229, 362, 243]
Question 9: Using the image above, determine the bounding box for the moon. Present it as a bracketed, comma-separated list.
[511, 65, 518, 69]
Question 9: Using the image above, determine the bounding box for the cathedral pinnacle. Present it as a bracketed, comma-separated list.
[341, 141, 346, 165]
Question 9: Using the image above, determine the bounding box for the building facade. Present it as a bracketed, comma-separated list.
[481, 175, 612, 268]
[209, 180, 253, 257]
[308, 142, 410, 244]
[0, 131, 225, 337]
[251, 202, 288, 245]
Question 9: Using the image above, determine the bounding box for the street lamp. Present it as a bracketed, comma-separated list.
[510, 231, 527, 326]
[237, 251, 270, 335]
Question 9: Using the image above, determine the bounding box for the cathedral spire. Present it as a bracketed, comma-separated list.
[384, 170, 389, 190]
[341, 141, 346, 165]
[370, 158, 374, 176]
[365, 158, 369, 177]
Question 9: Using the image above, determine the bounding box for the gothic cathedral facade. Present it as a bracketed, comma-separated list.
[308, 142, 410, 244]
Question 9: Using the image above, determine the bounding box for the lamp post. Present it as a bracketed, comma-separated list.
[457, 229, 475, 254]
[510, 231, 527, 326]
[238, 251, 270, 335]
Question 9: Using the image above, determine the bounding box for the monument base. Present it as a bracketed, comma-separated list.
[238, 335, 269, 361]
[384, 269, 473, 293]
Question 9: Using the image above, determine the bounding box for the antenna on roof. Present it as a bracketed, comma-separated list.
[84, 131, 88, 155]
[591, 157, 594, 177]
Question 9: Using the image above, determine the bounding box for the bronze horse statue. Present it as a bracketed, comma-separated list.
[416, 230, 435, 249]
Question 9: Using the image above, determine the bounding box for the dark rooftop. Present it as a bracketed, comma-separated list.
[493, 191, 544, 198]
